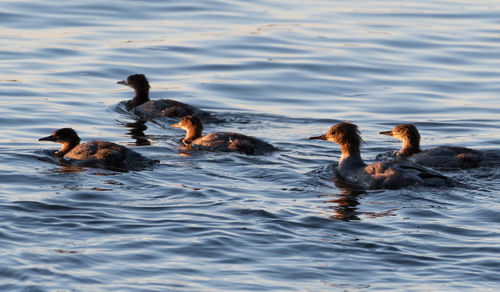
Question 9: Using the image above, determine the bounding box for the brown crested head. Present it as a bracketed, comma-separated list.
[171, 115, 204, 132]
[309, 122, 363, 149]
[39, 128, 81, 145]
[117, 74, 150, 90]
[380, 124, 420, 144]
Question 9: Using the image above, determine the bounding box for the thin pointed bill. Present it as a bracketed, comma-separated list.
[379, 130, 393, 136]
[39, 135, 57, 142]
[117, 80, 129, 86]
[308, 134, 327, 141]
[170, 123, 181, 128]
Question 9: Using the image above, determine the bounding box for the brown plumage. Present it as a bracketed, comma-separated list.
[117, 74, 212, 120]
[39, 128, 155, 170]
[309, 122, 453, 189]
[379, 124, 421, 157]
[379, 124, 498, 169]
[171, 115, 276, 155]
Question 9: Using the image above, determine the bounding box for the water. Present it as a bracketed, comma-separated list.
[1, 0, 500, 290]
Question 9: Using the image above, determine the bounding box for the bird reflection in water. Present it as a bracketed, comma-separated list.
[53, 164, 88, 174]
[124, 119, 151, 146]
[54, 164, 123, 175]
[322, 179, 399, 221]
[321, 180, 365, 221]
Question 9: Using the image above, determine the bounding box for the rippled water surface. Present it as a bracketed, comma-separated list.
[1, 0, 500, 291]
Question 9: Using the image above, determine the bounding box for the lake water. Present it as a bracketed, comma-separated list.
[1, 0, 499, 291]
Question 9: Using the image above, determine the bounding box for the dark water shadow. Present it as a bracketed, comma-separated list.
[321, 180, 366, 221]
[124, 119, 151, 146]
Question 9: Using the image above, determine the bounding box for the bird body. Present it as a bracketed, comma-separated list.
[171, 115, 275, 155]
[39, 128, 155, 170]
[118, 74, 211, 119]
[310, 122, 452, 189]
[379, 124, 498, 169]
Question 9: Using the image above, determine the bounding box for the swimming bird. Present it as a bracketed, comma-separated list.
[117, 74, 211, 120]
[39, 128, 155, 170]
[171, 115, 276, 155]
[379, 124, 499, 169]
[309, 122, 452, 189]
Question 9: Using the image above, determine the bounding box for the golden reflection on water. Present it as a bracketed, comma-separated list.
[321, 180, 364, 221]
[321, 180, 398, 221]
[54, 165, 88, 173]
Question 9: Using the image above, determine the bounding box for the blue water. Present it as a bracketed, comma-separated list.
[1, 0, 500, 290]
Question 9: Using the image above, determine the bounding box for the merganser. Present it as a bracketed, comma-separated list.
[379, 124, 498, 169]
[39, 128, 156, 170]
[117, 74, 212, 120]
[309, 122, 452, 189]
[171, 115, 276, 155]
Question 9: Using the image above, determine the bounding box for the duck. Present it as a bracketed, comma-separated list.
[39, 128, 155, 170]
[379, 124, 499, 169]
[309, 122, 453, 189]
[117, 74, 212, 120]
[170, 115, 276, 155]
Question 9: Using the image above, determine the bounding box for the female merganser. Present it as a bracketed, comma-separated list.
[309, 122, 452, 189]
[171, 115, 276, 155]
[379, 124, 498, 169]
[117, 74, 211, 120]
[39, 128, 155, 170]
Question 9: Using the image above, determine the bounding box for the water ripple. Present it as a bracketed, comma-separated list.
[1, 0, 500, 291]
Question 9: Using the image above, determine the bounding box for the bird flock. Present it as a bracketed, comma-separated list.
[39, 74, 498, 190]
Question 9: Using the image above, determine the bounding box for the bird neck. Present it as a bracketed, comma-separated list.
[129, 87, 150, 108]
[398, 139, 421, 157]
[339, 144, 366, 170]
[183, 127, 203, 145]
[56, 141, 79, 157]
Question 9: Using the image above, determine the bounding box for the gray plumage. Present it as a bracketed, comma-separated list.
[379, 124, 499, 169]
